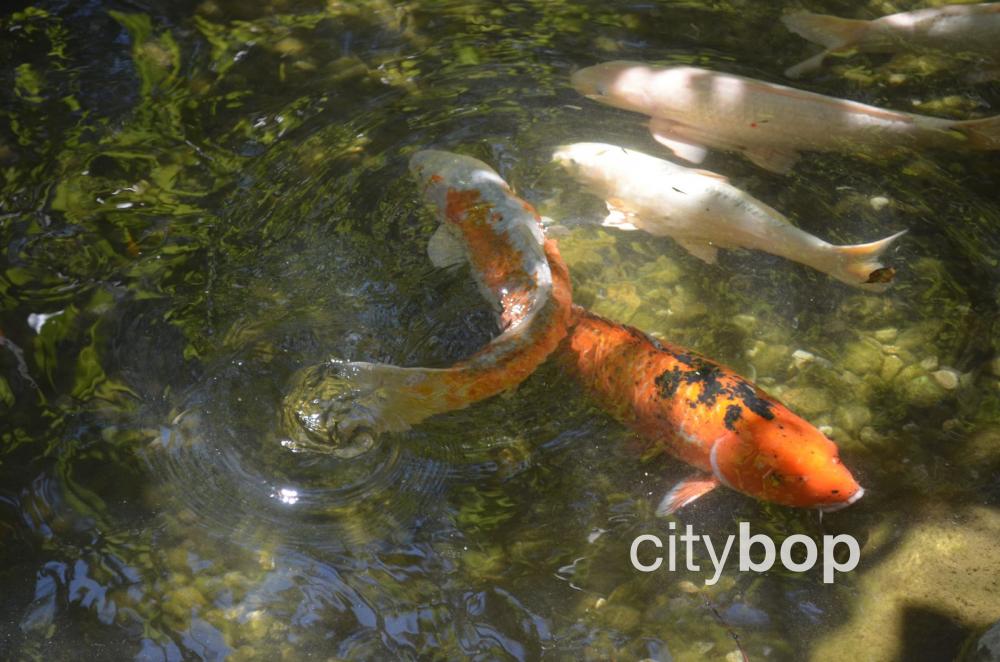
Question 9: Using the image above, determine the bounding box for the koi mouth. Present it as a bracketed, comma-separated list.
[819, 487, 866, 513]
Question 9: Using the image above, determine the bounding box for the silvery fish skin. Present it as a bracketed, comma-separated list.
[280, 150, 572, 457]
[553, 142, 905, 289]
[782, 3, 1000, 78]
[571, 61, 1000, 173]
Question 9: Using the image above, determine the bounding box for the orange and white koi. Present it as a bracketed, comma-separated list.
[782, 4, 1000, 78]
[559, 306, 864, 514]
[281, 150, 572, 456]
[571, 61, 1000, 173]
[553, 142, 905, 289]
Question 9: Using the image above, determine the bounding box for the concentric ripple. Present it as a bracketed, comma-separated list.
[143, 355, 453, 552]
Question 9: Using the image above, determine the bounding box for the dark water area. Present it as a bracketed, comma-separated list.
[1, 0, 999, 660]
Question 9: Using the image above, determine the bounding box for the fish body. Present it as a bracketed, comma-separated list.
[559, 306, 864, 513]
[553, 142, 905, 289]
[281, 150, 572, 455]
[571, 61, 1000, 172]
[782, 4, 1000, 78]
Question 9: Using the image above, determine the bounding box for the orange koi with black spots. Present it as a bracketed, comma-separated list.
[559, 306, 864, 514]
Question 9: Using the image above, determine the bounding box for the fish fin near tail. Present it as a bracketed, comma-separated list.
[676, 238, 719, 264]
[743, 146, 799, 174]
[781, 11, 868, 50]
[649, 118, 709, 164]
[953, 114, 1000, 151]
[827, 229, 907, 290]
[785, 51, 830, 79]
[656, 475, 720, 516]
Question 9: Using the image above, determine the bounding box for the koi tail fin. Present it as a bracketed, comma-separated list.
[823, 229, 907, 291]
[953, 115, 1000, 151]
[781, 12, 870, 78]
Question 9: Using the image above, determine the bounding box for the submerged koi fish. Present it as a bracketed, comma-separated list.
[782, 4, 1000, 79]
[559, 306, 864, 513]
[281, 150, 572, 456]
[553, 142, 905, 290]
[571, 60, 1000, 173]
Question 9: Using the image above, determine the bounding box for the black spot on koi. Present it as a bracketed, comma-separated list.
[732, 382, 775, 421]
[654, 357, 775, 422]
[724, 404, 743, 431]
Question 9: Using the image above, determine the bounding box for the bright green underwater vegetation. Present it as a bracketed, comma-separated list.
[1, 0, 998, 660]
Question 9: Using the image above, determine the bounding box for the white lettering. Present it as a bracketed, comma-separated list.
[630, 534, 663, 572]
[780, 534, 818, 573]
[823, 534, 860, 583]
[702, 534, 735, 585]
[739, 521, 776, 573]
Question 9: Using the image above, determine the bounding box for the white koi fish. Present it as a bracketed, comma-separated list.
[570, 61, 1000, 173]
[782, 3, 1000, 78]
[553, 142, 905, 289]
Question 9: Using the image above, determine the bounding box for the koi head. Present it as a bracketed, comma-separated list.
[409, 149, 506, 217]
[279, 362, 380, 459]
[570, 61, 654, 114]
[710, 405, 864, 512]
[552, 142, 630, 193]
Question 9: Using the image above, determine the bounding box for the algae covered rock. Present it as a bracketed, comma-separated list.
[841, 340, 883, 376]
[901, 374, 949, 407]
[780, 386, 832, 417]
[835, 404, 873, 433]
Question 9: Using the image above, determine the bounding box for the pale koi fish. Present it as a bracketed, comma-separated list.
[553, 142, 905, 290]
[571, 61, 1000, 173]
[558, 306, 865, 514]
[782, 3, 1000, 79]
[280, 150, 572, 457]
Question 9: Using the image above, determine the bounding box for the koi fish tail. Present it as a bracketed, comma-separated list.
[781, 12, 869, 78]
[822, 229, 907, 291]
[954, 115, 1000, 151]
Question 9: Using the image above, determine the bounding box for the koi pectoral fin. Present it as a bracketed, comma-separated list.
[602, 198, 640, 231]
[655, 475, 721, 516]
[427, 225, 467, 268]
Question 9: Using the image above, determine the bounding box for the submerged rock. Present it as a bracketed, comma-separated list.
[841, 340, 883, 376]
[781, 387, 832, 417]
[881, 355, 905, 382]
[873, 327, 898, 343]
[747, 341, 791, 377]
[966, 620, 1000, 662]
[933, 369, 961, 391]
[835, 404, 873, 433]
[901, 374, 949, 407]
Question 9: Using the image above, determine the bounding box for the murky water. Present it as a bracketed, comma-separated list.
[2, 0, 998, 660]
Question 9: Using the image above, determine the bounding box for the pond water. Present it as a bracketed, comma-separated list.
[1, 0, 998, 660]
